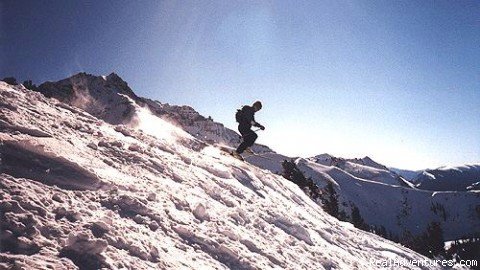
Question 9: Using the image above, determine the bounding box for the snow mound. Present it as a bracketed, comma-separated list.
[1, 139, 104, 190]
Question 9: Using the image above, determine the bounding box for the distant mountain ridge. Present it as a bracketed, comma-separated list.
[413, 164, 480, 191]
[307, 153, 414, 188]
[296, 157, 480, 241]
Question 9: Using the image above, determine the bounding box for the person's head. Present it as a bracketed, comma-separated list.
[252, 101, 262, 112]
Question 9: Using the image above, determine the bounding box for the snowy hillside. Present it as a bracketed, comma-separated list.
[0, 82, 445, 269]
[142, 99, 241, 147]
[296, 158, 480, 241]
[412, 165, 480, 191]
[34, 72, 268, 150]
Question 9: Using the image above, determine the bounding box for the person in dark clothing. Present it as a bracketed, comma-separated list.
[232, 101, 265, 160]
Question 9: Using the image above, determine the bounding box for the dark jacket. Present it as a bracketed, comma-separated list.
[239, 105, 262, 129]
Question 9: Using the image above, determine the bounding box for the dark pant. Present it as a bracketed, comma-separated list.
[236, 124, 258, 154]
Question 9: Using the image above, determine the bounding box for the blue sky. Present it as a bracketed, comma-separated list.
[2, 0, 479, 169]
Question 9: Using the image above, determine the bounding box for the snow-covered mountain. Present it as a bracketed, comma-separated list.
[239, 151, 415, 189]
[35, 72, 251, 149]
[412, 165, 480, 191]
[239, 151, 480, 243]
[36, 72, 141, 125]
[296, 158, 480, 241]
[0, 81, 445, 268]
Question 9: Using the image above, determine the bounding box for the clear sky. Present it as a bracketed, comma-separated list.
[2, 0, 479, 170]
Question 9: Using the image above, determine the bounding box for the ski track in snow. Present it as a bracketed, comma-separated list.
[0, 82, 449, 269]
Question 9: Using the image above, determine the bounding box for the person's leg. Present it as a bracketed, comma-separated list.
[236, 124, 248, 154]
[236, 129, 257, 154]
[236, 140, 248, 154]
[245, 131, 258, 148]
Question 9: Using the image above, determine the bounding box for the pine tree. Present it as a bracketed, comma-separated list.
[425, 222, 444, 257]
[281, 160, 321, 203]
[322, 182, 339, 218]
[406, 222, 445, 258]
[351, 205, 368, 230]
[281, 160, 310, 188]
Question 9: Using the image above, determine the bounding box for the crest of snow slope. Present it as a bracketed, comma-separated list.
[296, 158, 480, 241]
[34, 72, 260, 150]
[36, 72, 140, 125]
[412, 165, 480, 191]
[307, 154, 414, 188]
[0, 82, 443, 269]
[142, 99, 242, 147]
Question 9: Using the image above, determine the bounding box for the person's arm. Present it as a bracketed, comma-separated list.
[244, 106, 265, 129]
[251, 115, 265, 130]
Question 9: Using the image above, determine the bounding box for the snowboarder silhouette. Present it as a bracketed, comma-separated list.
[231, 101, 265, 160]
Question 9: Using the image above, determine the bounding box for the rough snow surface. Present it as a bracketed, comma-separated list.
[0, 82, 442, 269]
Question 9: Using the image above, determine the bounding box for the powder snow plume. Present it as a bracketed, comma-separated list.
[132, 106, 192, 143]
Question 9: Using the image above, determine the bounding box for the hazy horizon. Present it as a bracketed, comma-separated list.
[2, 1, 479, 170]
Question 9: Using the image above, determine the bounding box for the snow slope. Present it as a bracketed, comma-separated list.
[296, 158, 480, 241]
[0, 82, 442, 269]
[412, 165, 480, 191]
[35, 72, 255, 149]
[142, 99, 241, 147]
